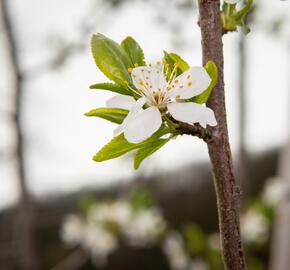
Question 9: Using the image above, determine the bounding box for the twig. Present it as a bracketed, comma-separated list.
[0, 0, 39, 269]
[178, 122, 213, 143]
[50, 249, 88, 270]
[198, 1, 247, 270]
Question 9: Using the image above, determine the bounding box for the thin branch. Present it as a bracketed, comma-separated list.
[178, 122, 213, 143]
[198, 1, 246, 270]
[0, 0, 39, 269]
[50, 249, 88, 270]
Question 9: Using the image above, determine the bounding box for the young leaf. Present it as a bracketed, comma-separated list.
[93, 125, 171, 162]
[234, 0, 253, 21]
[167, 52, 190, 72]
[134, 138, 170, 170]
[93, 133, 140, 162]
[91, 34, 132, 87]
[89, 82, 132, 96]
[84, 108, 128, 124]
[121, 36, 146, 66]
[163, 51, 190, 79]
[192, 61, 218, 104]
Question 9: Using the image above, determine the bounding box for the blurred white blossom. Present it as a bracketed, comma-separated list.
[208, 233, 221, 250]
[82, 224, 118, 266]
[124, 208, 166, 246]
[61, 199, 167, 266]
[189, 258, 208, 270]
[163, 231, 189, 270]
[88, 201, 132, 229]
[262, 177, 287, 207]
[241, 209, 269, 244]
[61, 214, 84, 246]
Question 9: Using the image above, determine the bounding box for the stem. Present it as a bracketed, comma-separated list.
[198, 1, 246, 270]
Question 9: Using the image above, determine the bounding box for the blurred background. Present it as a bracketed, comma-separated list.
[0, 0, 290, 269]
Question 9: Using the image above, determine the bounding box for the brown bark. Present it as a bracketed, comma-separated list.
[0, 0, 39, 269]
[198, 1, 246, 269]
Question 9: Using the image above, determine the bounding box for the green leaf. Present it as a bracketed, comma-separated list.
[84, 108, 128, 124]
[237, 19, 251, 34]
[167, 52, 190, 72]
[91, 34, 132, 87]
[89, 82, 132, 96]
[93, 125, 170, 162]
[121, 36, 146, 66]
[129, 187, 156, 211]
[192, 61, 218, 104]
[163, 51, 190, 80]
[134, 138, 170, 170]
[234, 0, 253, 21]
[182, 223, 206, 255]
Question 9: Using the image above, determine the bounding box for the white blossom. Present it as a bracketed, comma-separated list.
[107, 63, 217, 143]
[241, 209, 269, 244]
[262, 177, 287, 207]
[189, 258, 208, 270]
[88, 201, 132, 229]
[224, 0, 240, 4]
[124, 208, 166, 246]
[82, 224, 118, 266]
[208, 233, 221, 250]
[163, 231, 189, 270]
[61, 214, 84, 246]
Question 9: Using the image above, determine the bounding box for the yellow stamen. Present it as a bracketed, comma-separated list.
[176, 95, 181, 99]
[187, 82, 192, 86]
[174, 79, 179, 84]
[187, 75, 191, 79]
[128, 67, 133, 73]
[134, 63, 139, 67]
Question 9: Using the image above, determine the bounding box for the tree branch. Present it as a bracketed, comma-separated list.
[177, 122, 213, 143]
[0, 0, 39, 269]
[50, 249, 88, 270]
[197, 1, 246, 269]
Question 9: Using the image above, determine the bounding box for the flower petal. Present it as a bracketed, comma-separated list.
[131, 66, 166, 97]
[106, 95, 136, 110]
[124, 106, 162, 143]
[224, 0, 239, 4]
[167, 102, 217, 128]
[114, 97, 146, 136]
[167, 67, 211, 99]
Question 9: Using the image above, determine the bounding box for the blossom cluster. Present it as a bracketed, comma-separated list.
[60, 194, 209, 269]
[61, 200, 166, 265]
[107, 62, 217, 143]
[241, 176, 287, 244]
[87, 34, 219, 169]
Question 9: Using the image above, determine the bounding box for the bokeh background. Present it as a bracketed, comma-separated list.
[0, 0, 290, 269]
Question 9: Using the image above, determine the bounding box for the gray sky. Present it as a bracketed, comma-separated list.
[0, 0, 289, 209]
